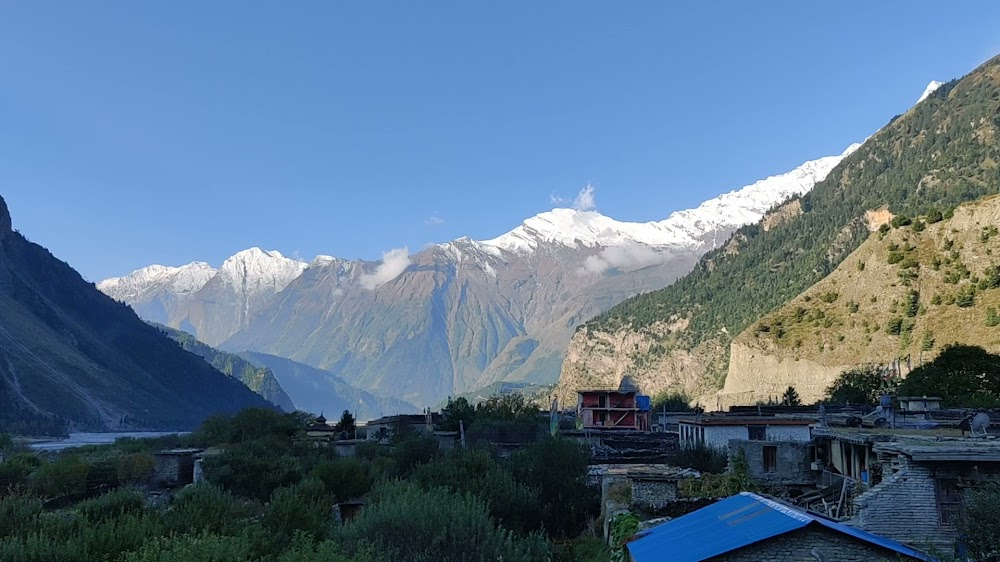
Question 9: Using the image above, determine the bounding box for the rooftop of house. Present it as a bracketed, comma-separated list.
[364, 413, 440, 426]
[587, 463, 701, 481]
[680, 416, 814, 427]
[626, 492, 931, 562]
[874, 436, 1000, 462]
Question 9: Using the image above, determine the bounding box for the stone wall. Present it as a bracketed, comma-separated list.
[707, 526, 921, 562]
[854, 456, 947, 553]
[729, 440, 814, 485]
[631, 479, 678, 510]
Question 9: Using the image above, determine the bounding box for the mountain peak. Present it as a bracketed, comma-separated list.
[917, 80, 945, 103]
[0, 195, 10, 235]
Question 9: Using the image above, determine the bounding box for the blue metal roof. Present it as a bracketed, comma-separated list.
[626, 492, 933, 562]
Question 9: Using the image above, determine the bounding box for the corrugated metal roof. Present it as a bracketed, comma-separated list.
[626, 492, 933, 562]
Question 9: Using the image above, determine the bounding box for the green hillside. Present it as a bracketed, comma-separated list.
[741, 196, 1000, 365]
[152, 324, 295, 412]
[584, 55, 1000, 389]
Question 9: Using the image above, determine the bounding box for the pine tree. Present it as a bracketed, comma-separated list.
[782, 386, 802, 406]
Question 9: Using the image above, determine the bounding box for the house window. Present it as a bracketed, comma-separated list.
[598, 394, 608, 408]
[748, 426, 767, 441]
[596, 411, 607, 426]
[763, 446, 778, 472]
[935, 478, 962, 527]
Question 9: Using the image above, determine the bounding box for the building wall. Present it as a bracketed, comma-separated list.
[706, 526, 921, 562]
[630, 479, 678, 510]
[766, 425, 812, 442]
[854, 455, 952, 554]
[729, 440, 814, 484]
[679, 423, 811, 450]
[705, 426, 749, 449]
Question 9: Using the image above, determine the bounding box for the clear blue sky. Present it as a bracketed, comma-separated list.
[2, 2, 999, 281]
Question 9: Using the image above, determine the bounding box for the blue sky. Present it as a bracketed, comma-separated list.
[2, 2, 999, 281]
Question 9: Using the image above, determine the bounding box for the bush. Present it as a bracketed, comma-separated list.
[165, 485, 261, 536]
[0, 454, 41, 493]
[337, 482, 550, 562]
[411, 448, 541, 534]
[202, 437, 304, 501]
[116, 453, 155, 486]
[668, 444, 728, 474]
[262, 478, 333, 543]
[30, 457, 89, 500]
[957, 479, 1000, 561]
[0, 492, 42, 539]
[509, 438, 598, 539]
[119, 533, 255, 562]
[311, 458, 371, 504]
[76, 488, 145, 524]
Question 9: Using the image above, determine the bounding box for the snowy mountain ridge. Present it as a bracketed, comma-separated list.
[483, 143, 860, 255]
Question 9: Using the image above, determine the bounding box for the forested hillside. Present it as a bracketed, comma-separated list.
[559, 55, 1000, 402]
[721, 197, 1000, 405]
[153, 324, 295, 412]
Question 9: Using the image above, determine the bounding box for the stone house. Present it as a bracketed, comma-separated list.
[728, 439, 815, 486]
[152, 448, 200, 486]
[678, 416, 813, 451]
[853, 438, 1000, 555]
[627, 492, 930, 562]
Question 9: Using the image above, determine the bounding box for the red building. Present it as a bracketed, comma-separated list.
[577, 377, 651, 430]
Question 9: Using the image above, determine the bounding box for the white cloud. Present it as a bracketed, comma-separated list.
[425, 215, 445, 226]
[572, 185, 596, 211]
[360, 247, 411, 290]
[549, 193, 567, 206]
[578, 244, 665, 275]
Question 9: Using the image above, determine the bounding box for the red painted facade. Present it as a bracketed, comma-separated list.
[577, 390, 648, 430]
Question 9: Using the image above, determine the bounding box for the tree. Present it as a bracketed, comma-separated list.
[957, 478, 1000, 560]
[333, 410, 356, 437]
[438, 397, 476, 432]
[782, 386, 802, 406]
[826, 364, 895, 404]
[651, 391, 693, 412]
[897, 345, 1000, 407]
[475, 394, 537, 422]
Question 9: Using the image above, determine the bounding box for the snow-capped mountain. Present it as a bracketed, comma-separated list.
[917, 80, 945, 103]
[100, 248, 307, 346]
[101, 144, 858, 407]
[485, 144, 859, 255]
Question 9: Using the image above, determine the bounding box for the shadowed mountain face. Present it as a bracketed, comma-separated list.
[236, 351, 417, 422]
[152, 323, 295, 412]
[0, 195, 273, 435]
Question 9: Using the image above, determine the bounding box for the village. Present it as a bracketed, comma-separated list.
[291, 377, 996, 561]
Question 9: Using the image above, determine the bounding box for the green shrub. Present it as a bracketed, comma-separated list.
[164, 484, 261, 536]
[119, 533, 254, 562]
[116, 453, 155, 485]
[30, 457, 89, 500]
[0, 454, 41, 493]
[509, 438, 598, 539]
[411, 448, 540, 534]
[76, 487, 145, 524]
[263, 478, 333, 543]
[0, 492, 42, 539]
[311, 458, 371, 504]
[337, 482, 550, 562]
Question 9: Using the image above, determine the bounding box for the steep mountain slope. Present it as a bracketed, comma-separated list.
[99, 248, 306, 346]
[723, 196, 1000, 405]
[152, 323, 295, 412]
[0, 195, 272, 435]
[102, 144, 858, 409]
[236, 351, 417, 421]
[557, 61, 1000, 407]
